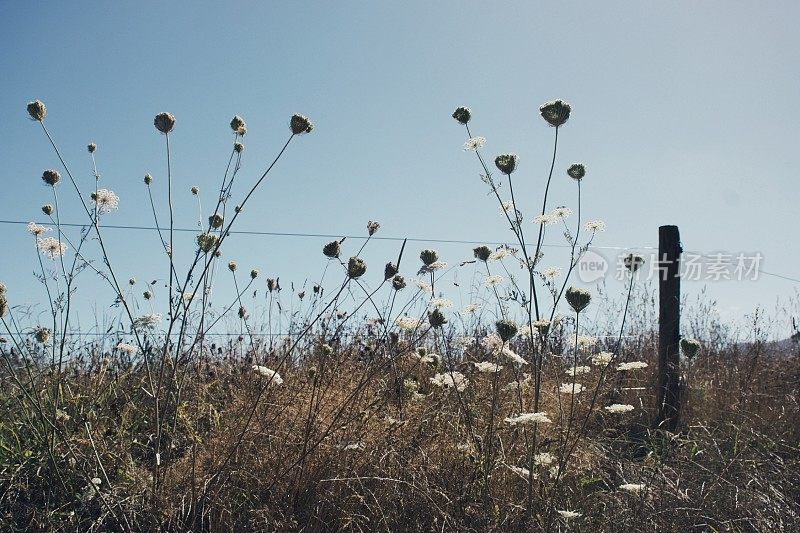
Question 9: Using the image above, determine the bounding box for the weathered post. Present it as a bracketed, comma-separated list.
[656, 225, 682, 431]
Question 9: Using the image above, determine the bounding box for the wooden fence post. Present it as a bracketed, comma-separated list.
[656, 225, 682, 431]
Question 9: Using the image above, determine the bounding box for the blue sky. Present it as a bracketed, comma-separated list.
[1, 1, 798, 336]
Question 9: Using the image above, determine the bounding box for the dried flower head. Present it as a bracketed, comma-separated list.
[591, 351, 614, 366]
[154, 112, 176, 134]
[539, 100, 571, 127]
[87, 143, 97, 153]
[267, 278, 278, 292]
[228, 261, 237, 272]
[91, 189, 119, 214]
[209, 213, 224, 229]
[34, 327, 51, 344]
[144, 174, 153, 185]
[230, 115, 246, 134]
[495, 319, 518, 342]
[542, 267, 561, 280]
[384, 262, 398, 280]
[347, 256, 367, 279]
[392, 274, 406, 291]
[474, 361, 503, 373]
[473, 245, 492, 262]
[0, 296, 8, 318]
[681, 338, 701, 359]
[191, 186, 199, 195]
[367, 220, 380, 236]
[565, 287, 592, 313]
[556, 510, 582, 519]
[27, 100, 47, 121]
[238, 306, 248, 319]
[494, 153, 518, 175]
[196, 232, 219, 253]
[323, 240, 341, 259]
[624, 253, 645, 272]
[484, 274, 504, 287]
[233, 142, 244, 153]
[428, 308, 447, 328]
[41, 204, 54, 216]
[430, 371, 468, 391]
[290, 114, 314, 134]
[143, 290, 152, 300]
[567, 163, 585, 180]
[419, 249, 439, 266]
[128, 277, 136, 286]
[452, 106, 471, 124]
[250, 269, 259, 280]
[116, 342, 137, 355]
[41, 169, 60, 186]
[429, 298, 453, 309]
[505, 412, 552, 425]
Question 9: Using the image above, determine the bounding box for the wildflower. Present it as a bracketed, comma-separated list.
[143, 290, 152, 300]
[567, 163, 585, 180]
[128, 277, 136, 286]
[565, 366, 591, 377]
[484, 274, 504, 287]
[154, 112, 176, 134]
[234, 142, 244, 153]
[395, 316, 422, 331]
[430, 371, 468, 391]
[196, 232, 219, 253]
[37, 237, 67, 259]
[534, 452, 555, 466]
[322, 240, 341, 259]
[41, 169, 60, 186]
[532, 320, 551, 335]
[252, 365, 283, 384]
[463, 303, 481, 314]
[502, 347, 528, 366]
[418, 260, 448, 274]
[392, 274, 406, 291]
[228, 261, 237, 272]
[473, 361, 503, 373]
[419, 249, 439, 266]
[620, 483, 646, 494]
[91, 189, 119, 214]
[133, 313, 162, 329]
[452, 106, 471, 124]
[34, 327, 51, 344]
[87, 143, 97, 153]
[503, 374, 532, 391]
[494, 153, 518, 175]
[591, 351, 614, 366]
[584, 220, 606, 233]
[489, 249, 511, 261]
[412, 278, 432, 293]
[341, 443, 364, 452]
[267, 278, 278, 292]
[473, 245, 492, 262]
[551, 206, 572, 219]
[27, 222, 49, 236]
[565, 287, 592, 313]
[116, 342, 137, 355]
[617, 361, 648, 371]
[464, 136, 486, 151]
[27, 100, 47, 121]
[230, 115, 246, 134]
[238, 306, 248, 319]
[505, 412, 552, 426]
[572, 335, 598, 349]
[556, 510, 582, 519]
[624, 253, 645, 272]
[384, 262, 398, 280]
[144, 174, 153, 185]
[542, 267, 561, 280]
[289, 113, 314, 134]
[681, 338, 701, 359]
[482, 333, 504, 353]
[209, 213, 224, 229]
[604, 403, 635, 414]
[191, 186, 199, 195]
[367, 220, 380, 236]
[428, 308, 447, 328]
[347, 257, 367, 279]
[495, 319, 518, 342]
[429, 298, 453, 309]
[42, 204, 54, 216]
[539, 100, 571, 127]
[559, 382, 586, 394]
[532, 213, 556, 225]
[181, 292, 194, 302]
[250, 269, 259, 280]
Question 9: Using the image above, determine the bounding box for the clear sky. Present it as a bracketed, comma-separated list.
[1, 1, 798, 337]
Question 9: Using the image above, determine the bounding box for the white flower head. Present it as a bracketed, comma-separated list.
[481, 333, 504, 354]
[604, 403, 635, 414]
[116, 342, 137, 355]
[484, 274, 504, 287]
[557, 510, 582, 519]
[565, 365, 591, 377]
[395, 316, 423, 331]
[551, 206, 572, 219]
[571, 335, 598, 349]
[488, 249, 512, 261]
[584, 219, 606, 233]
[463, 136, 486, 151]
[620, 483, 646, 493]
[591, 351, 615, 366]
[429, 297, 453, 309]
[542, 266, 561, 280]
[463, 303, 481, 315]
[133, 313, 162, 329]
[37, 237, 68, 259]
[617, 361, 649, 371]
[430, 371, 468, 392]
[504, 412, 552, 426]
[252, 365, 283, 384]
[533, 213, 557, 225]
[559, 382, 586, 394]
[412, 278, 432, 293]
[92, 189, 119, 214]
[473, 361, 503, 373]
[502, 347, 528, 366]
[534, 452, 555, 466]
[507, 465, 533, 479]
[27, 222, 50, 236]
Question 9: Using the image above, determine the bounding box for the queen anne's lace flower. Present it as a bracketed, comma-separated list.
[27, 222, 49, 236]
[395, 316, 423, 331]
[473, 361, 503, 373]
[591, 351, 615, 366]
[92, 189, 119, 214]
[429, 297, 453, 309]
[37, 237, 67, 259]
[430, 372, 468, 392]
[463, 136, 486, 151]
[617, 361, 648, 371]
[116, 342, 137, 355]
[559, 382, 585, 394]
[484, 275, 504, 286]
[505, 412, 552, 425]
[565, 366, 591, 377]
[605, 403, 635, 414]
[584, 220, 606, 232]
[620, 483, 646, 493]
[252, 365, 283, 384]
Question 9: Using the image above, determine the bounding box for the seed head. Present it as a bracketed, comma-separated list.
[428, 308, 447, 328]
[323, 240, 341, 259]
[420, 249, 439, 266]
[567, 163, 585, 180]
[565, 287, 592, 313]
[230, 115, 246, 135]
[0, 283, 6, 295]
[392, 274, 406, 291]
[228, 261, 237, 272]
[143, 290, 152, 300]
[196, 232, 219, 253]
[267, 278, 278, 292]
[128, 277, 136, 286]
[539, 100, 571, 127]
[367, 220, 380, 236]
[27, 100, 47, 121]
[250, 269, 259, 280]
[681, 338, 701, 359]
[87, 143, 97, 153]
[238, 306, 247, 319]
[42, 204, 54, 216]
[0, 296, 8, 318]
[191, 186, 199, 196]
[144, 174, 153, 185]
[347, 257, 367, 279]
[494, 153, 518, 175]
[495, 319, 518, 342]
[233, 142, 244, 153]
[473, 246, 492, 262]
[41, 169, 61, 186]
[384, 262, 398, 280]
[452, 106, 471, 124]
[623, 253, 645, 272]
[154, 112, 176, 134]
[209, 213, 224, 229]
[34, 327, 51, 344]
[290, 114, 314, 134]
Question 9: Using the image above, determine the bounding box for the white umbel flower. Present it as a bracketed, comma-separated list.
[430, 371, 468, 392]
[620, 483, 646, 493]
[584, 219, 606, 233]
[473, 361, 503, 373]
[484, 274, 504, 286]
[559, 382, 585, 394]
[252, 365, 283, 385]
[37, 237, 67, 259]
[504, 412, 552, 426]
[591, 351, 615, 366]
[565, 366, 591, 377]
[463, 136, 486, 151]
[116, 342, 137, 355]
[604, 403, 635, 414]
[617, 361, 648, 371]
[92, 189, 119, 214]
